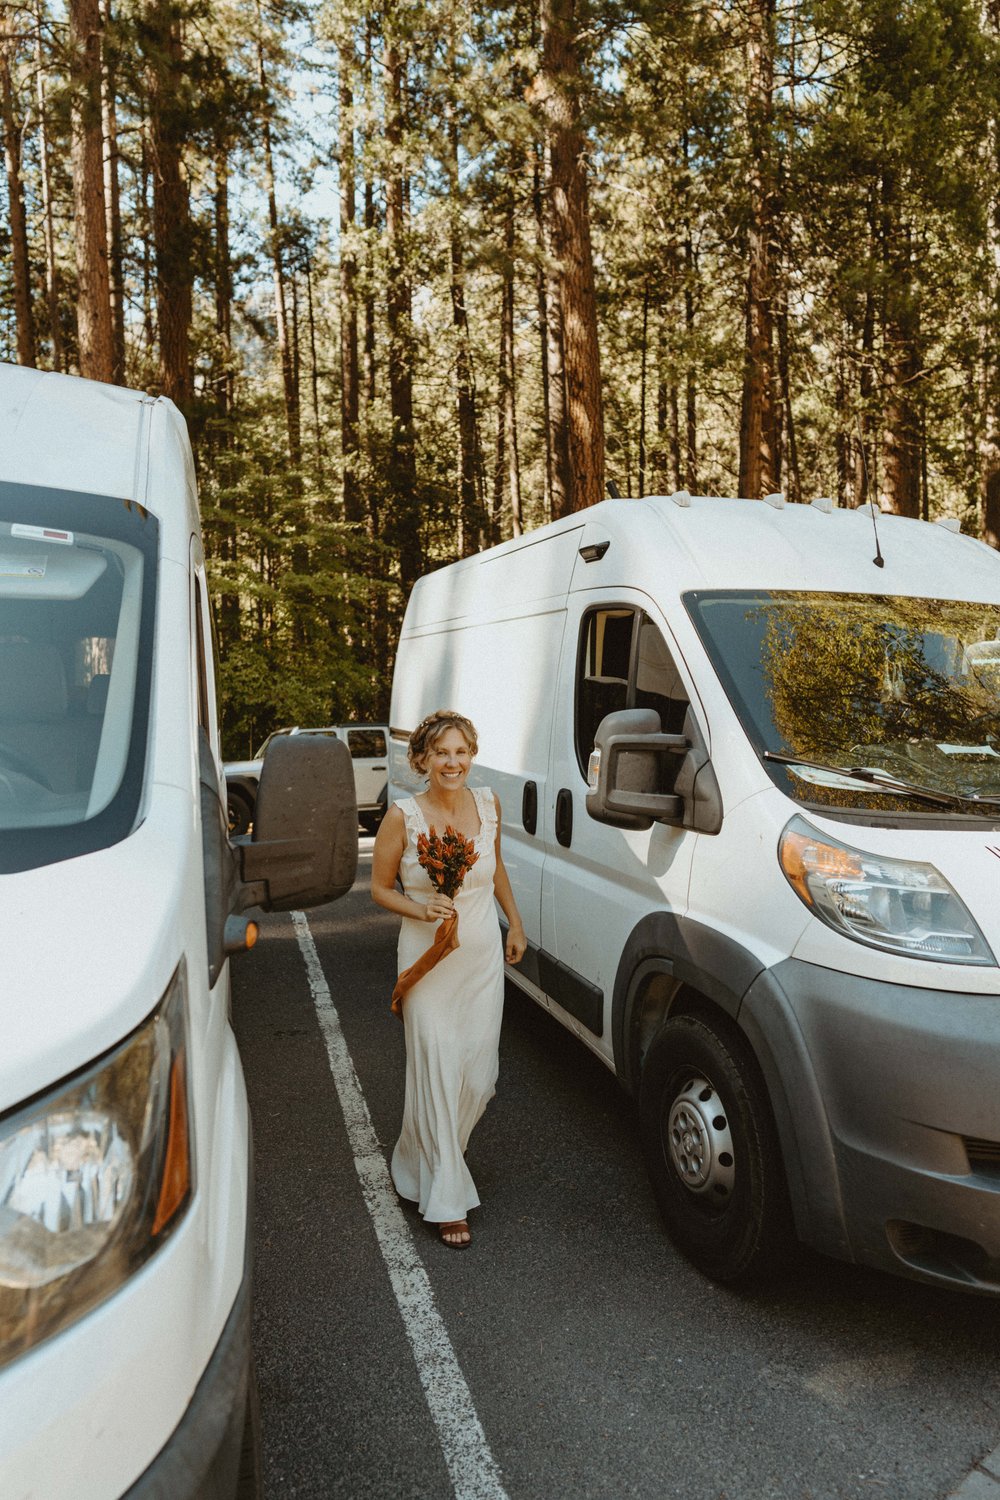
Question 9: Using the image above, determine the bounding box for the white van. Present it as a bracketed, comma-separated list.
[390, 492, 1000, 1294]
[0, 363, 357, 1498]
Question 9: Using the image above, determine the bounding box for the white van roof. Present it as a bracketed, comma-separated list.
[407, 494, 1000, 629]
[0, 363, 195, 544]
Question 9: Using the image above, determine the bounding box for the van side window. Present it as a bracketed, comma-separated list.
[576, 608, 635, 770]
[348, 729, 387, 758]
[575, 609, 689, 774]
[193, 575, 212, 733]
[635, 617, 689, 736]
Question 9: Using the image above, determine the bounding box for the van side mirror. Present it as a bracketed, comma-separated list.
[235, 734, 358, 912]
[585, 707, 722, 835]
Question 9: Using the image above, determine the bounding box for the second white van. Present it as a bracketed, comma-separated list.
[390, 492, 1000, 1294]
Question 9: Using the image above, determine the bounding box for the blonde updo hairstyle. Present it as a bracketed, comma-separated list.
[408, 709, 479, 775]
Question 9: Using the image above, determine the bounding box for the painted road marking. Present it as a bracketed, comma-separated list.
[291, 910, 509, 1500]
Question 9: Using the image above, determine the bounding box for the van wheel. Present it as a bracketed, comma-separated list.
[235, 1363, 263, 1499]
[227, 789, 253, 837]
[639, 1013, 793, 1284]
[359, 810, 382, 835]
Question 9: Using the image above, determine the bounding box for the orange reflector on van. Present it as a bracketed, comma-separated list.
[152, 1052, 191, 1236]
[779, 827, 863, 907]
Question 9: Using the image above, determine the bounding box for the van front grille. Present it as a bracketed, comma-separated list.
[963, 1136, 1000, 1175]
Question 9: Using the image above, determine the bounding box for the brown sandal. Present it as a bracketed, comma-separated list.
[438, 1220, 471, 1249]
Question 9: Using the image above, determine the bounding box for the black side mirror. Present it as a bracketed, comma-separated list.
[585, 708, 685, 829]
[585, 707, 723, 834]
[236, 734, 358, 912]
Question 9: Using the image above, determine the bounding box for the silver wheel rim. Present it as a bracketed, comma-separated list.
[666, 1074, 735, 1200]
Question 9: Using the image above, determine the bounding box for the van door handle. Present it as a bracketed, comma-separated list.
[555, 788, 573, 847]
[522, 780, 537, 835]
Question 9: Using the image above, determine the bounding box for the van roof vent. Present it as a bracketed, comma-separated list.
[811, 496, 835, 513]
[669, 489, 692, 507]
[935, 516, 962, 534]
[762, 491, 786, 509]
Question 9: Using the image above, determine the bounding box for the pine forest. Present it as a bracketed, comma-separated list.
[2, 0, 1000, 751]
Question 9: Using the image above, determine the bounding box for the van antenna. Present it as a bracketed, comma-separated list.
[857, 416, 885, 568]
[606, 478, 622, 499]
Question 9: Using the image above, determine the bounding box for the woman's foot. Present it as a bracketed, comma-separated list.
[438, 1220, 471, 1249]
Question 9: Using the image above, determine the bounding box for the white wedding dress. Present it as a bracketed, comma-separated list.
[391, 784, 504, 1222]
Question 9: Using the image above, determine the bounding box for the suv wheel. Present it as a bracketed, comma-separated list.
[227, 788, 254, 837]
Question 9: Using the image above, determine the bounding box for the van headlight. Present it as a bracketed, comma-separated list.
[779, 816, 995, 965]
[0, 965, 194, 1370]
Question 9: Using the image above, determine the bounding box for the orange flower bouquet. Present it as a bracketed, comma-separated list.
[391, 825, 480, 1017]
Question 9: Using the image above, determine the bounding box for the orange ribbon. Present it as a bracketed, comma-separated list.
[391, 911, 460, 1018]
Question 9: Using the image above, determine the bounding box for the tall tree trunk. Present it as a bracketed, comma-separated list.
[69, 0, 114, 381]
[492, 298, 506, 546]
[100, 0, 125, 381]
[503, 224, 522, 537]
[855, 216, 877, 508]
[834, 346, 850, 507]
[880, 178, 921, 517]
[384, 34, 420, 593]
[533, 144, 554, 522]
[259, 42, 300, 468]
[213, 140, 234, 426]
[638, 285, 649, 497]
[537, 0, 604, 514]
[145, 0, 191, 407]
[738, 0, 777, 498]
[304, 249, 325, 477]
[140, 121, 154, 358]
[681, 141, 697, 491]
[0, 27, 36, 367]
[34, 2, 64, 368]
[338, 37, 360, 519]
[777, 286, 800, 501]
[450, 117, 484, 557]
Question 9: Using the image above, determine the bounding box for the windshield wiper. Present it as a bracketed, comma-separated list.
[762, 750, 1000, 811]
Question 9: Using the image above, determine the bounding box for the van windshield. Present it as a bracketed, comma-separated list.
[685, 590, 1000, 816]
[0, 480, 158, 872]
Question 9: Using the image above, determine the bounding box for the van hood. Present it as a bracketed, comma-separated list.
[0, 790, 197, 1116]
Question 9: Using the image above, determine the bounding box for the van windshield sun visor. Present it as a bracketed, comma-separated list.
[0, 481, 158, 873]
[685, 589, 1000, 817]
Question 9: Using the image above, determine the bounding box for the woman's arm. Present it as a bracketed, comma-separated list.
[371, 805, 454, 923]
[492, 794, 527, 963]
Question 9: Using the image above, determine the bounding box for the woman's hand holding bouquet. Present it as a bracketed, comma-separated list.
[390, 826, 478, 1015]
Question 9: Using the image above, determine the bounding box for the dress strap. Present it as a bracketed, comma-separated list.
[472, 784, 497, 839]
[396, 796, 424, 838]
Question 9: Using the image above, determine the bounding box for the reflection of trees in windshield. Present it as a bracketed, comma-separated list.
[760, 595, 1000, 780]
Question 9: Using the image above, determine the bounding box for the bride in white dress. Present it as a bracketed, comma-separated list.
[371, 710, 527, 1248]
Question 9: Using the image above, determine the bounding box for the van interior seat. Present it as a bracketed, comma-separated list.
[580, 674, 629, 754]
[0, 643, 103, 795]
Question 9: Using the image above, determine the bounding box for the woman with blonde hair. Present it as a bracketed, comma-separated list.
[371, 709, 526, 1247]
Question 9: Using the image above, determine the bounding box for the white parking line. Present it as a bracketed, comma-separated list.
[291, 910, 509, 1500]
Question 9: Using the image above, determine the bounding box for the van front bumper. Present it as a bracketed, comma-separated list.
[741, 957, 1000, 1293]
[123, 1264, 253, 1500]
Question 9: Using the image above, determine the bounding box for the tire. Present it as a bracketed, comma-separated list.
[639, 1011, 794, 1285]
[359, 809, 383, 835]
[227, 789, 254, 837]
